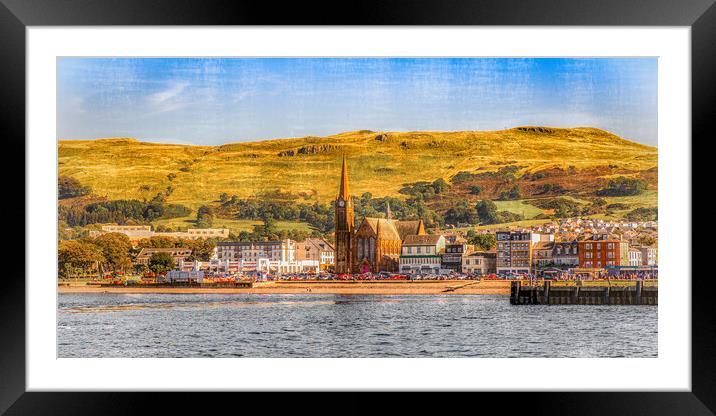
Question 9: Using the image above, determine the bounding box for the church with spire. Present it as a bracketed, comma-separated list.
[334, 155, 355, 274]
[334, 156, 426, 274]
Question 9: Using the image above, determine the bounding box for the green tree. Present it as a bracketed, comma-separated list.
[142, 192, 166, 219]
[431, 178, 449, 194]
[148, 252, 175, 274]
[58, 240, 104, 278]
[134, 263, 149, 274]
[469, 233, 497, 251]
[359, 192, 373, 207]
[186, 238, 217, 261]
[260, 212, 276, 235]
[597, 177, 648, 196]
[625, 207, 658, 221]
[637, 234, 657, 246]
[196, 205, 215, 228]
[58, 176, 91, 199]
[468, 185, 483, 195]
[444, 200, 477, 225]
[475, 200, 498, 224]
[498, 185, 521, 200]
[91, 233, 133, 272]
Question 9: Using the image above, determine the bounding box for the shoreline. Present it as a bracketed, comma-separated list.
[58, 280, 512, 295]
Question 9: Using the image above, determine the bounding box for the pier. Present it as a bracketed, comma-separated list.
[510, 280, 657, 305]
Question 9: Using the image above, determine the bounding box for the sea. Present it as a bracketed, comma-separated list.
[58, 293, 657, 358]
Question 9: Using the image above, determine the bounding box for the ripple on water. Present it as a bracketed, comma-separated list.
[57, 293, 657, 358]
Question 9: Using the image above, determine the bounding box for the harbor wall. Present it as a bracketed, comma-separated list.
[510, 280, 657, 305]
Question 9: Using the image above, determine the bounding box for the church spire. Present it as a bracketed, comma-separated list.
[334, 154, 354, 274]
[385, 200, 392, 220]
[338, 154, 350, 199]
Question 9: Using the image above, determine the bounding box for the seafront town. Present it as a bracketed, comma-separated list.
[61, 156, 658, 291]
[75, 222, 657, 286]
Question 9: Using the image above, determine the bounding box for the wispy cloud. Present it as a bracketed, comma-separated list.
[147, 81, 190, 114]
[57, 58, 658, 146]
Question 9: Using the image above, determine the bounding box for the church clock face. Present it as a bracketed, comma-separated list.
[338, 200, 345, 207]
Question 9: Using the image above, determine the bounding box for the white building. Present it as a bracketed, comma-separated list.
[216, 239, 296, 262]
[164, 270, 204, 284]
[399, 234, 446, 274]
[552, 241, 579, 266]
[184, 228, 230, 239]
[628, 248, 643, 267]
[215, 239, 319, 274]
[496, 232, 554, 275]
[296, 238, 335, 270]
[639, 246, 658, 266]
[90, 225, 229, 243]
[180, 257, 320, 274]
[462, 251, 496, 275]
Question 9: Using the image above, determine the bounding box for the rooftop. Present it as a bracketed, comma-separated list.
[465, 251, 497, 258]
[532, 241, 555, 250]
[402, 234, 443, 245]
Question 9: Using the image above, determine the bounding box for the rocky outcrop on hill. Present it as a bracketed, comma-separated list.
[516, 126, 555, 133]
[278, 144, 337, 157]
[298, 144, 336, 155]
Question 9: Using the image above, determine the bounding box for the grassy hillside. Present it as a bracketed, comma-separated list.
[58, 127, 657, 213]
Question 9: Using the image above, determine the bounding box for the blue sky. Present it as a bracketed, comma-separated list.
[57, 58, 658, 146]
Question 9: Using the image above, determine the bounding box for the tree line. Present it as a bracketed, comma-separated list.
[218, 190, 444, 232]
[59, 194, 191, 227]
[58, 233, 219, 278]
[444, 200, 524, 226]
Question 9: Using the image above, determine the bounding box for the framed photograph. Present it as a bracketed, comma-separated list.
[3, 0, 710, 413]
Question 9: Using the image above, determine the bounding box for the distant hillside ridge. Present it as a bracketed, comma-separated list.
[58, 127, 657, 209]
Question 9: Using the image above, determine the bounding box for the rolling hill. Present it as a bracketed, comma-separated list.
[58, 127, 658, 216]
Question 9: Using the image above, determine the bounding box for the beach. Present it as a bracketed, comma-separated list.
[58, 280, 512, 295]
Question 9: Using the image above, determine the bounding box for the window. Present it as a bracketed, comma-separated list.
[585, 243, 592, 250]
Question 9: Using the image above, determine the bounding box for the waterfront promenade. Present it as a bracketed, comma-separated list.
[58, 279, 513, 295]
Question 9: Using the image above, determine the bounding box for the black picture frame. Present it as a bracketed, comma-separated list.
[1, 0, 709, 414]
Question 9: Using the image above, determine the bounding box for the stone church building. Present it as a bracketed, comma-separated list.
[334, 156, 426, 274]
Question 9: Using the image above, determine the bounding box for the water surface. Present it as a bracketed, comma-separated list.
[58, 293, 657, 358]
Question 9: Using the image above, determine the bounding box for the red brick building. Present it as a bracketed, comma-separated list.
[578, 236, 629, 268]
